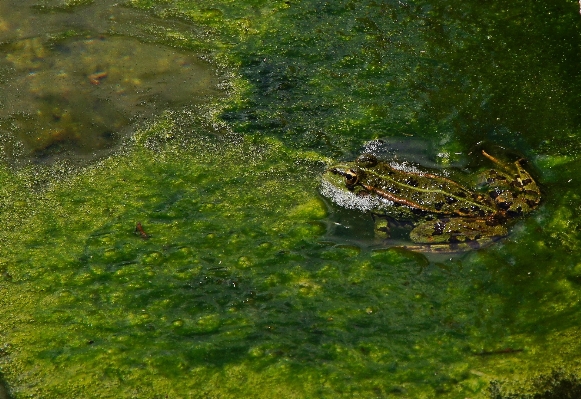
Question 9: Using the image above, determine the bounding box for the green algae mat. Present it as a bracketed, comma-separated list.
[1, 1, 581, 398]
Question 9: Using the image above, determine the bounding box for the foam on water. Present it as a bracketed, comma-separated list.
[319, 178, 394, 212]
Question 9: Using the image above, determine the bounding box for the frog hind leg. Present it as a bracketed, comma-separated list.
[409, 218, 508, 250]
[480, 150, 541, 214]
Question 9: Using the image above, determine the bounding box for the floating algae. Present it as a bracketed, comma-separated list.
[0, 0, 580, 398]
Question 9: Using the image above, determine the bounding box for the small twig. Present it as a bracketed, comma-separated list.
[135, 222, 149, 239]
[88, 71, 107, 85]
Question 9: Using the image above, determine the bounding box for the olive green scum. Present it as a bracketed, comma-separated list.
[0, 0, 580, 398]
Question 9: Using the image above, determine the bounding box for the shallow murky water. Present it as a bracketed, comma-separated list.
[0, 1, 220, 164]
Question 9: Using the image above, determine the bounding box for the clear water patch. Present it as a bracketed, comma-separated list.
[0, 34, 220, 165]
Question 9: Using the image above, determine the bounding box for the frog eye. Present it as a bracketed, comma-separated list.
[355, 153, 378, 167]
[345, 169, 359, 186]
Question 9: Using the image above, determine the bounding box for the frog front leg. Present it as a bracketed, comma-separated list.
[409, 218, 508, 245]
[372, 213, 391, 239]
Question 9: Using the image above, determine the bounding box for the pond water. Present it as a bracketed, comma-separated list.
[0, 0, 220, 164]
[0, 1, 580, 398]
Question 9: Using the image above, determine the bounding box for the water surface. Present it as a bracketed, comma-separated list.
[0, 1, 580, 398]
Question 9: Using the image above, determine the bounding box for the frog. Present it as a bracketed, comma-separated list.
[319, 149, 540, 252]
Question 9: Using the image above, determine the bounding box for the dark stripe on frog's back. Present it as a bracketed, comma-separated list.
[358, 163, 497, 217]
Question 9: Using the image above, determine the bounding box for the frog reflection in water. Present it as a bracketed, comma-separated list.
[320, 150, 540, 251]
